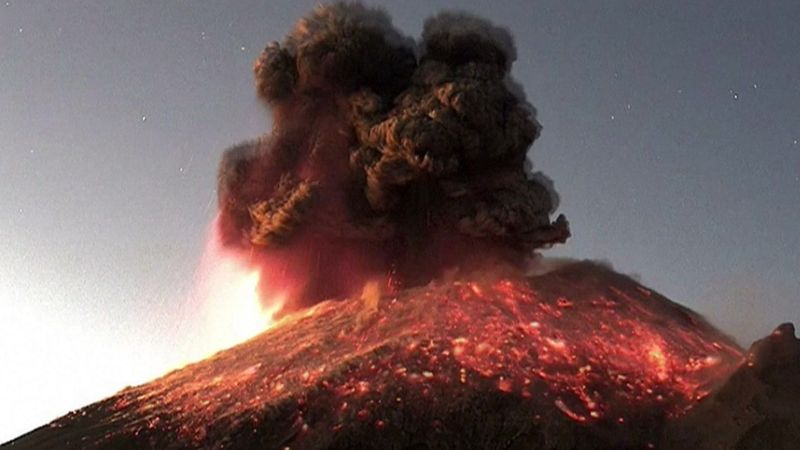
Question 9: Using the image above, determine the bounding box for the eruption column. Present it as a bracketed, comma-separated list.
[215, 3, 570, 316]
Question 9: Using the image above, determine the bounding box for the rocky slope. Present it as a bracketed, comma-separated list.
[6, 262, 795, 449]
[663, 322, 800, 449]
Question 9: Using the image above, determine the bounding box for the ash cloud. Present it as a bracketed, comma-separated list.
[217, 2, 569, 313]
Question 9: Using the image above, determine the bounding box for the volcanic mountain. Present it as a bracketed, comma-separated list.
[8, 261, 797, 450]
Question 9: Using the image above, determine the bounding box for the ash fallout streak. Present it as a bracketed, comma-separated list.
[217, 3, 569, 316]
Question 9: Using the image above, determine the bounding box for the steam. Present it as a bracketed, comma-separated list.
[216, 2, 569, 313]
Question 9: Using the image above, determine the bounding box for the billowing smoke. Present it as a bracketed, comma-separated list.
[216, 2, 569, 314]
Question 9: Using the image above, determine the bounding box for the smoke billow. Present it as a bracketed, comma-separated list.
[216, 2, 569, 313]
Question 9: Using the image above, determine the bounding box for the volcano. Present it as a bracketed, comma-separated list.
[8, 261, 797, 449]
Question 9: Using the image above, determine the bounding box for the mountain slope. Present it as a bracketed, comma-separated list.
[4, 262, 746, 449]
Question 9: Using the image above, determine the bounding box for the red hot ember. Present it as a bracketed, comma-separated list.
[36, 263, 743, 449]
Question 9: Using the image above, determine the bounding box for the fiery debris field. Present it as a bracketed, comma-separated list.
[7, 262, 743, 449]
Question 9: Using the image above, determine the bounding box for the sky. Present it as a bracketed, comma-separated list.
[1, 0, 798, 443]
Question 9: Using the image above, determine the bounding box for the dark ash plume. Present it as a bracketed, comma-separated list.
[216, 2, 569, 313]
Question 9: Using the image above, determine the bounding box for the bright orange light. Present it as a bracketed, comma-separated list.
[214, 267, 283, 346]
[189, 258, 285, 362]
[178, 218, 285, 364]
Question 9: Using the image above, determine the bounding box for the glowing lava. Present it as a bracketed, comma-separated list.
[35, 262, 744, 449]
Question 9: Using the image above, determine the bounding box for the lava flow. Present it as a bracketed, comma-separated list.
[25, 262, 743, 449]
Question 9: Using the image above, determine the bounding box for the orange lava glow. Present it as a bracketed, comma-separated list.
[48, 263, 745, 448]
[201, 266, 283, 348]
[182, 220, 285, 362]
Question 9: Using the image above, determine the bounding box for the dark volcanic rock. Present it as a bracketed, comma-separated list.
[663, 323, 800, 450]
[3, 262, 767, 449]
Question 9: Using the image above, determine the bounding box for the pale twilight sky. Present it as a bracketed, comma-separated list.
[1, 0, 798, 442]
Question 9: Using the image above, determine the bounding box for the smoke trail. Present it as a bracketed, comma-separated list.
[216, 2, 569, 314]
